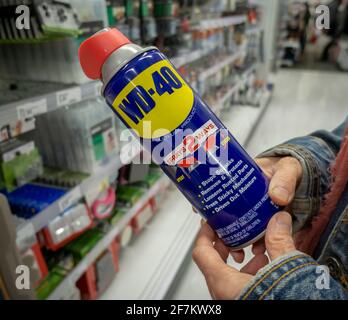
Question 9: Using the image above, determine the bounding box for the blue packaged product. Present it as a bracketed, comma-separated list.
[78, 28, 280, 249]
[6, 184, 66, 219]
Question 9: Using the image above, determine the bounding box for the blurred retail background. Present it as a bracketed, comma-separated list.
[0, 0, 347, 300]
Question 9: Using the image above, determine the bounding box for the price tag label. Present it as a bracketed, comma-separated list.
[56, 87, 82, 107]
[59, 187, 82, 211]
[17, 98, 47, 121]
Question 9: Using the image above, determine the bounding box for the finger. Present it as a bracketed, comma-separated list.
[230, 249, 245, 264]
[240, 254, 269, 275]
[251, 237, 266, 255]
[193, 225, 253, 300]
[269, 157, 302, 206]
[255, 158, 278, 179]
[214, 239, 230, 262]
[265, 211, 296, 261]
[193, 223, 231, 276]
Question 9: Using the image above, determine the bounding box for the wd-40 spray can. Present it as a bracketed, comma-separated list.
[78, 28, 280, 249]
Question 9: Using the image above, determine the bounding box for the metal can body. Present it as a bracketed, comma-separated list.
[103, 48, 279, 249]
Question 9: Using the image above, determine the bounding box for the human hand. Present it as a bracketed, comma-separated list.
[192, 211, 296, 300]
[255, 156, 303, 207]
[202, 156, 302, 263]
[193, 156, 302, 263]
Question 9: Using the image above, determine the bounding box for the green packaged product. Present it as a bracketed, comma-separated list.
[0, 140, 43, 191]
[108, 206, 128, 226]
[65, 228, 104, 262]
[116, 185, 145, 205]
[35, 271, 64, 300]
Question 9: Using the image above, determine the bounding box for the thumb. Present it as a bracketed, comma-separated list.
[268, 157, 302, 206]
[265, 211, 296, 261]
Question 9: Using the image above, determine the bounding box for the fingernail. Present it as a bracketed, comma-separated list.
[275, 213, 292, 231]
[272, 186, 289, 203]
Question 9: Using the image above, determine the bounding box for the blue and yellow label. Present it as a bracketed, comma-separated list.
[111, 60, 194, 139]
[103, 49, 280, 249]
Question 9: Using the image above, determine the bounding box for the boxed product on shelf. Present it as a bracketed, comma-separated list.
[116, 185, 145, 206]
[128, 166, 163, 192]
[44, 250, 75, 274]
[36, 167, 89, 188]
[5, 183, 67, 219]
[131, 202, 154, 235]
[118, 223, 133, 248]
[65, 228, 104, 263]
[0, 1, 80, 43]
[118, 163, 150, 185]
[76, 240, 119, 299]
[95, 249, 117, 294]
[108, 206, 128, 226]
[0, 139, 43, 192]
[42, 203, 94, 251]
[35, 98, 118, 173]
[35, 269, 65, 300]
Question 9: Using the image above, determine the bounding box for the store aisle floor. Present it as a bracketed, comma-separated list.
[169, 69, 348, 300]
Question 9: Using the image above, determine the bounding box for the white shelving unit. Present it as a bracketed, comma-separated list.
[199, 50, 245, 81]
[15, 140, 142, 239]
[194, 15, 247, 30]
[246, 25, 263, 36]
[0, 81, 101, 142]
[0, 5, 274, 300]
[100, 188, 201, 300]
[48, 174, 171, 300]
[222, 90, 272, 145]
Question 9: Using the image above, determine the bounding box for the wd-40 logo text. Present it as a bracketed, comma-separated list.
[112, 60, 194, 139]
[118, 66, 183, 124]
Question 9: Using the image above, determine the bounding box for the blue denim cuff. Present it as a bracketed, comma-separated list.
[237, 251, 318, 300]
[257, 139, 334, 232]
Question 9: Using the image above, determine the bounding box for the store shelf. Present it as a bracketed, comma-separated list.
[194, 15, 247, 30]
[171, 46, 216, 69]
[246, 25, 263, 36]
[47, 174, 171, 300]
[14, 61, 256, 240]
[249, 0, 265, 7]
[100, 188, 201, 300]
[198, 50, 245, 81]
[16, 140, 142, 236]
[222, 90, 272, 146]
[280, 40, 300, 50]
[0, 80, 101, 141]
[216, 63, 257, 110]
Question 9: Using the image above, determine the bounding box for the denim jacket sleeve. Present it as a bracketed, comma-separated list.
[257, 117, 347, 233]
[237, 118, 348, 300]
[237, 251, 348, 300]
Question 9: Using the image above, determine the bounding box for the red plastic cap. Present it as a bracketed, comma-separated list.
[78, 28, 131, 80]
